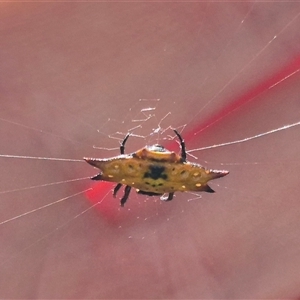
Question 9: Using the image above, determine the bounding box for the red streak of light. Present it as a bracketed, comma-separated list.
[85, 55, 300, 221]
[85, 181, 123, 223]
[184, 55, 300, 143]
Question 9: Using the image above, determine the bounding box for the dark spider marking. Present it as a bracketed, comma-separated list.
[143, 165, 167, 180]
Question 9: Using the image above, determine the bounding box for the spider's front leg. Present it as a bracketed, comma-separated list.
[173, 129, 186, 162]
[120, 133, 130, 154]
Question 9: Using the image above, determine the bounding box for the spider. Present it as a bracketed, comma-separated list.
[84, 130, 229, 206]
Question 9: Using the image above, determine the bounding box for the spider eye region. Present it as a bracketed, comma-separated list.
[147, 145, 166, 152]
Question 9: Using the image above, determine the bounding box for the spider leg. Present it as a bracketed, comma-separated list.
[120, 185, 132, 207]
[173, 129, 186, 162]
[113, 183, 122, 197]
[161, 192, 174, 201]
[120, 133, 130, 154]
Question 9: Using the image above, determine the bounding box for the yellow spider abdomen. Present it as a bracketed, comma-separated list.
[84, 129, 229, 206]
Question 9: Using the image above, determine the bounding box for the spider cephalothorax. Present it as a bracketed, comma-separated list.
[84, 130, 229, 206]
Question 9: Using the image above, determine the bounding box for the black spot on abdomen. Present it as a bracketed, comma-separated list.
[143, 165, 167, 180]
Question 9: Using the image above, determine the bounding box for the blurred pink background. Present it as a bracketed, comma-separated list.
[1, 2, 300, 298]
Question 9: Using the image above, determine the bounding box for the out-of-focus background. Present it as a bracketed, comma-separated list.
[1, 2, 300, 298]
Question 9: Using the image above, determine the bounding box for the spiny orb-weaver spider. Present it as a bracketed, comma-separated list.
[84, 130, 229, 206]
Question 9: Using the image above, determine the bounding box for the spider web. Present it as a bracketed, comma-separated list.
[1, 2, 300, 298]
